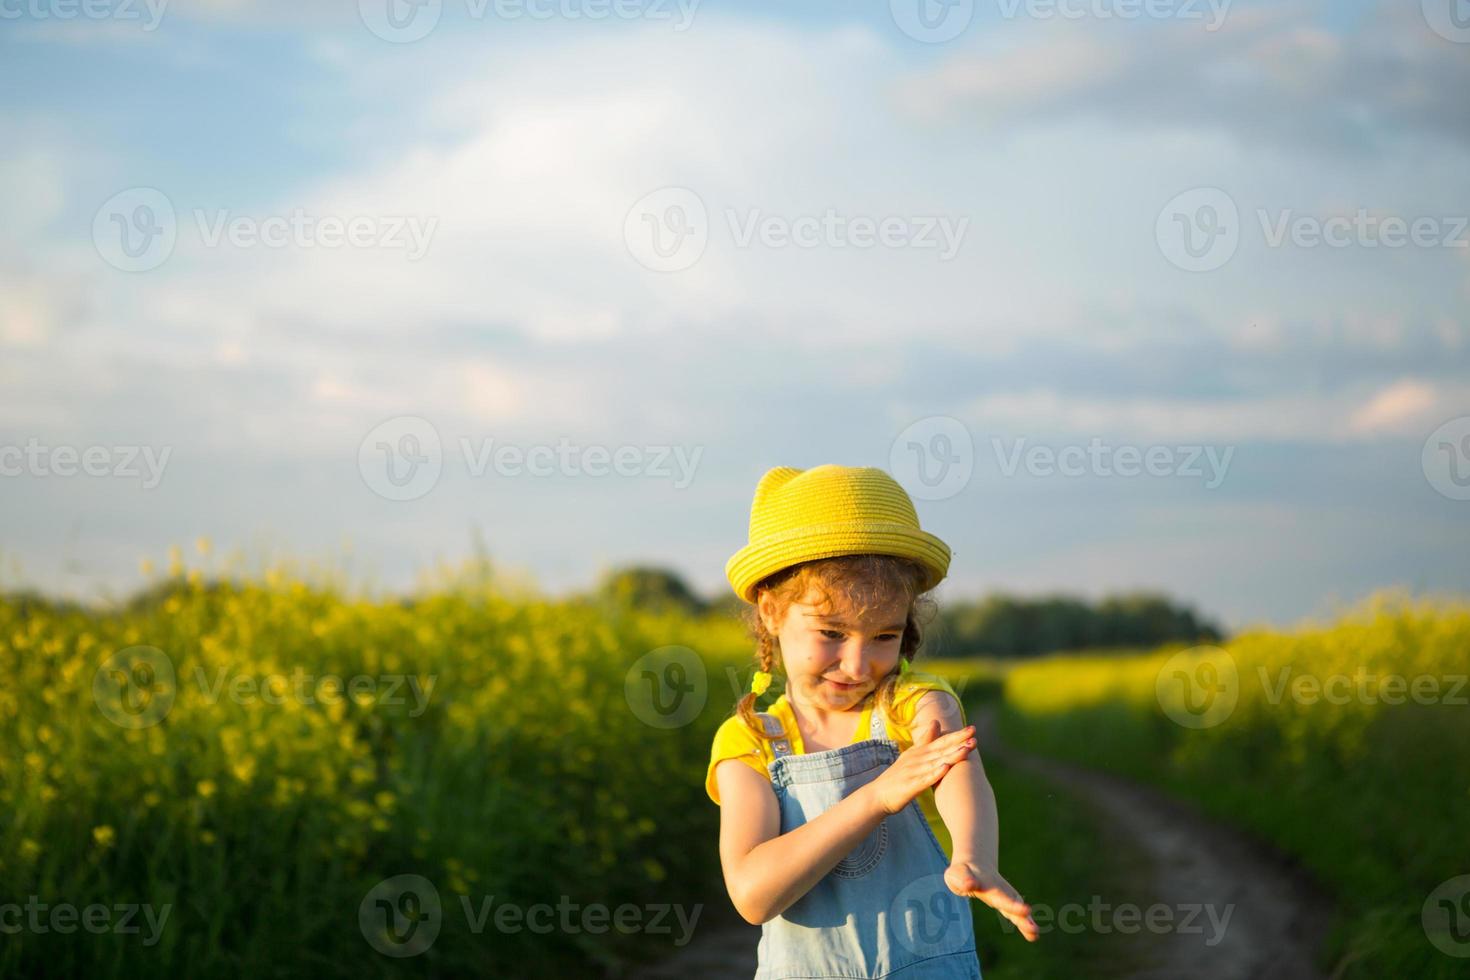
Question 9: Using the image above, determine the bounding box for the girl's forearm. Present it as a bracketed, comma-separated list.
[933, 754, 999, 869]
[734, 781, 888, 923]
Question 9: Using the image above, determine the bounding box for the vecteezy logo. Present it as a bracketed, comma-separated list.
[358, 0, 442, 42]
[1156, 187, 1240, 272]
[358, 416, 443, 501]
[1423, 874, 1470, 957]
[889, 872, 968, 956]
[890, 416, 974, 501]
[623, 187, 708, 272]
[1423, 0, 1470, 43]
[1422, 416, 1470, 501]
[624, 645, 707, 728]
[359, 874, 442, 957]
[93, 188, 177, 272]
[889, 0, 974, 43]
[1155, 646, 1238, 729]
[92, 645, 176, 729]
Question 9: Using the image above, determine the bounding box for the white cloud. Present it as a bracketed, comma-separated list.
[897, 31, 1124, 122]
[9, 12, 1468, 458]
[961, 378, 1470, 444]
[1433, 316, 1466, 351]
[124, 24, 891, 355]
[1346, 378, 1440, 436]
[897, 1, 1470, 152]
[0, 146, 68, 241]
[0, 265, 94, 351]
[1230, 314, 1287, 352]
[4, 4, 1469, 625]
[457, 360, 529, 423]
[163, 0, 346, 26]
[0, 279, 54, 348]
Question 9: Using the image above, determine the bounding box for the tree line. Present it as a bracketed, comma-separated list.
[594, 566, 1224, 657]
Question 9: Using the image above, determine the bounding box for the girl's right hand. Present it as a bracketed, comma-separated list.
[869, 720, 976, 816]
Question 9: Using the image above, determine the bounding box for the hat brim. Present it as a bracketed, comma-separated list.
[725, 522, 951, 604]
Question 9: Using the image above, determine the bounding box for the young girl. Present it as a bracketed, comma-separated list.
[707, 464, 1039, 979]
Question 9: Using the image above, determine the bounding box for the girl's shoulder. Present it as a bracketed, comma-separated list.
[893, 669, 961, 704]
[710, 710, 766, 753]
[706, 704, 785, 805]
[887, 670, 965, 732]
[709, 694, 792, 745]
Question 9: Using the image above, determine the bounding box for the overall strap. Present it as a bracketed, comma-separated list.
[757, 713, 794, 759]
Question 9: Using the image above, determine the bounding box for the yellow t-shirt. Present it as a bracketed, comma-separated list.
[705, 671, 966, 857]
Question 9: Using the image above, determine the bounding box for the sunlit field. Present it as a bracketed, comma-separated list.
[997, 592, 1470, 979]
[4, 551, 1465, 979]
[1, 551, 752, 978]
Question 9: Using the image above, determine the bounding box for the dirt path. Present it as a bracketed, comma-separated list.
[625, 896, 759, 980]
[629, 706, 1336, 980]
[975, 704, 1335, 980]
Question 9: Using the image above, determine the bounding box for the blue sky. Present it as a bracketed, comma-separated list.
[2, 0, 1468, 630]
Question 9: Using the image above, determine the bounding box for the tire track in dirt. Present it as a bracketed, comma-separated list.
[975, 704, 1334, 980]
[628, 704, 1336, 980]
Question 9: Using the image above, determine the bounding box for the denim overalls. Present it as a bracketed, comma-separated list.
[752, 705, 983, 980]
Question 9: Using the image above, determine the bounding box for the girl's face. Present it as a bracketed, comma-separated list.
[759, 587, 910, 712]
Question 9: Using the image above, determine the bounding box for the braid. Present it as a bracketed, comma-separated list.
[735, 623, 780, 736]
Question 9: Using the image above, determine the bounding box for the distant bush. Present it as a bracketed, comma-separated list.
[936, 592, 1222, 658]
[596, 566, 709, 617]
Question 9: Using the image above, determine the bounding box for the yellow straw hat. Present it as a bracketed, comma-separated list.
[725, 464, 952, 604]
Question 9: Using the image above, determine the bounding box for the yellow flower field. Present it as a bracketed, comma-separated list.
[0, 557, 752, 978]
[997, 590, 1470, 979]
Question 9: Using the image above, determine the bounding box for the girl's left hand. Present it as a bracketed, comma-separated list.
[944, 859, 1040, 942]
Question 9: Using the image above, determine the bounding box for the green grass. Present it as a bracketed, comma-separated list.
[11, 569, 1462, 979]
[995, 592, 1470, 979]
[968, 759, 1151, 980]
[0, 571, 753, 979]
[957, 689, 1148, 980]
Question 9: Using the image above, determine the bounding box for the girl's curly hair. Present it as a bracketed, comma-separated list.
[733, 553, 940, 739]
